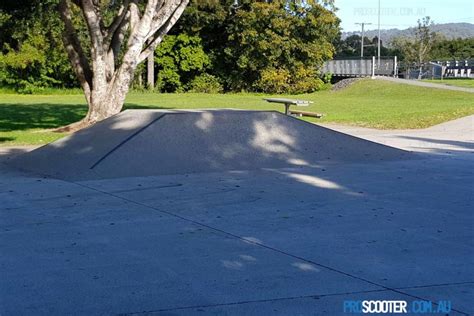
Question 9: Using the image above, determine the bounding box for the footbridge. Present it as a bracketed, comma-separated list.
[322, 57, 397, 78]
[322, 57, 474, 79]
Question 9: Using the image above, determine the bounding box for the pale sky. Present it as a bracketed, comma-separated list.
[335, 0, 474, 32]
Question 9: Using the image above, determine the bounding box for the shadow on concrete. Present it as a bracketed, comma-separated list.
[4, 110, 411, 181]
[397, 136, 474, 152]
[1, 111, 473, 315]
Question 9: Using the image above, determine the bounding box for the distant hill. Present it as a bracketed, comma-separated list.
[342, 23, 474, 45]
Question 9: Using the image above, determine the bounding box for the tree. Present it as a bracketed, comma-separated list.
[392, 17, 439, 79]
[154, 33, 210, 92]
[167, 0, 338, 93]
[430, 37, 474, 60]
[225, 1, 339, 93]
[333, 33, 400, 59]
[57, 0, 189, 131]
[0, 1, 75, 92]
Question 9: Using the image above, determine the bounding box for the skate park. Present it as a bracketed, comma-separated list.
[1, 110, 472, 315]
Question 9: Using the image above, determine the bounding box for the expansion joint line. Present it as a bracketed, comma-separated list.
[89, 114, 167, 169]
[70, 180, 469, 316]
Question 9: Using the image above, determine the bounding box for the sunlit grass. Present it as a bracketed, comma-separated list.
[1, 79, 473, 146]
[422, 78, 474, 89]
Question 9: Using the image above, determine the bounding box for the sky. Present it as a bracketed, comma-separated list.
[335, 0, 474, 32]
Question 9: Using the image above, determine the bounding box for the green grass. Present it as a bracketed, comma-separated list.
[1, 79, 473, 146]
[422, 78, 474, 88]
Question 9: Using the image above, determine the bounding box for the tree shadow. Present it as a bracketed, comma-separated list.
[0, 137, 14, 143]
[0, 102, 172, 132]
[1, 110, 473, 315]
[0, 103, 87, 132]
[124, 103, 172, 111]
[4, 110, 411, 181]
[396, 136, 474, 152]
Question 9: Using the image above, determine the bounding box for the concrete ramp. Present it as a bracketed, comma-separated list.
[9, 110, 411, 180]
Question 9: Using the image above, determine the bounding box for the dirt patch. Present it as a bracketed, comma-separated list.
[331, 78, 361, 91]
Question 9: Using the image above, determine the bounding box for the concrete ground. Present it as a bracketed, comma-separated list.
[1, 116, 473, 315]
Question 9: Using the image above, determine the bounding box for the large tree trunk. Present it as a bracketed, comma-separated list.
[56, 0, 189, 132]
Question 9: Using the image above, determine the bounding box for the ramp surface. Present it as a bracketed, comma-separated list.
[10, 110, 411, 180]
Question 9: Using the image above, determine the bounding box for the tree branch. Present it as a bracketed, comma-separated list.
[129, 0, 142, 32]
[58, 0, 92, 99]
[147, 0, 183, 38]
[80, 0, 105, 55]
[104, 0, 130, 47]
[138, 0, 189, 63]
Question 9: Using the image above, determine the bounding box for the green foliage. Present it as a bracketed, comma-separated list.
[0, 0, 340, 94]
[0, 1, 75, 93]
[173, 0, 339, 94]
[223, 1, 339, 93]
[155, 34, 210, 92]
[188, 73, 223, 93]
[430, 38, 474, 60]
[334, 34, 399, 58]
[392, 17, 439, 67]
[2, 79, 473, 145]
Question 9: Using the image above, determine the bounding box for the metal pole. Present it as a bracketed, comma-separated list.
[356, 22, 372, 58]
[372, 56, 376, 78]
[377, 0, 381, 67]
[393, 56, 397, 77]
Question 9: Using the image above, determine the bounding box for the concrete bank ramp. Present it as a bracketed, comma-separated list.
[9, 110, 411, 180]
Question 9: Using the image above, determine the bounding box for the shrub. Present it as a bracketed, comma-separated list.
[255, 67, 323, 94]
[288, 66, 323, 94]
[256, 68, 290, 94]
[156, 68, 183, 93]
[188, 73, 223, 93]
[155, 34, 210, 92]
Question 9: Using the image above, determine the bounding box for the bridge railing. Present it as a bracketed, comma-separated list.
[322, 57, 397, 77]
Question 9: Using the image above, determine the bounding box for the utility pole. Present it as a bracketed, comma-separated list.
[377, 0, 381, 67]
[355, 22, 372, 57]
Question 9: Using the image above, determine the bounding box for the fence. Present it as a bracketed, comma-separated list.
[322, 57, 397, 77]
[322, 58, 474, 79]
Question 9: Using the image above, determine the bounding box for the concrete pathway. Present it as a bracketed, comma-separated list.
[1, 117, 473, 315]
[319, 115, 474, 157]
[375, 76, 474, 93]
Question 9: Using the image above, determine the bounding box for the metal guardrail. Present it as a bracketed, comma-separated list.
[322, 57, 397, 77]
[322, 57, 474, 79]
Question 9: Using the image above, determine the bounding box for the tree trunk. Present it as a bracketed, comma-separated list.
[147, 51, 155, 90]
[56, 0, 189, 133]
[54, 59, 134, 132]
[418, 65, 423, 80]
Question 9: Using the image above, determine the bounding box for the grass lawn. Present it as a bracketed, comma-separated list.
[422, 78, 474, 89]
[1, 79, 473, 146]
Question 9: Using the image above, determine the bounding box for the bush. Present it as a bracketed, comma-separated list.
[156, 68, 183, 92]
[155, 34, 210, 93]
[188, 73, 223, 93]
[255, 67, 324, 94]
[289, 67, 323, 94]
[256, 68, 290, 94]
